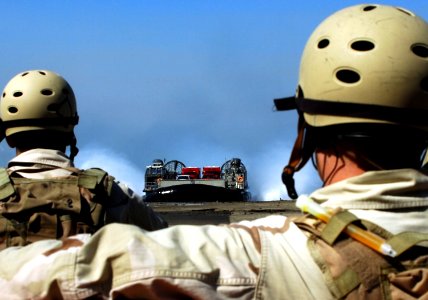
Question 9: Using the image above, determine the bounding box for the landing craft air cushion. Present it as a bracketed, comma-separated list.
[144, 158, 251, 202]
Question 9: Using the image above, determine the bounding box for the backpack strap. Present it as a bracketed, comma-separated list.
[77, 168, 113, 199]
[387, 231, 428, 256]
[78, 168, 106, 189]
[293, 212, 428, 299]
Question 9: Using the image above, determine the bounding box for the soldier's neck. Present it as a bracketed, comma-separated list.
[315, 149, 366, 186]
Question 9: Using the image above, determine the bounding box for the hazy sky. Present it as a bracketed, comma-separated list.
[0, 1, 427, 200]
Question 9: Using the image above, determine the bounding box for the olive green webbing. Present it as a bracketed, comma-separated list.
[387, 232, 428, 256]
[295, 211, 428, 299]
[308, 208, 428, 255]
[320, 210, 359, 245]
[77, 168, 107, 189]
[0, 168, 15, 199]
[308, 237, 361, 299]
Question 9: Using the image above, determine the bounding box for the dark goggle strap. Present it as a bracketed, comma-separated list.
[2, 116, 79, 129]
[274, 97, 428, 126]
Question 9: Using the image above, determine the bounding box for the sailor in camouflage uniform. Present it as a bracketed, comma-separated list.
[1, 4, 428, 299]
[0, 70, 167, 249]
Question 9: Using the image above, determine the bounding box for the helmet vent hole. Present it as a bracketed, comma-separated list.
[420, 77, 428, 93]
[8, 106, 18, 114]
[336, 69, 361, 84]
[412, 44, 428, 58]
[38, 71, 46, 76]
[13, 91, 23, 97]
[362, 5, 377, 12]
[41, 89, 53, 96]
[21, 72, 29, 77]
[317, 39, 330, 49]
[351, 40, 375, 51]
[47, 103, 59, 112]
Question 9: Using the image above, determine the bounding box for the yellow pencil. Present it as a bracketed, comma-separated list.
[296, 195, 397, 257]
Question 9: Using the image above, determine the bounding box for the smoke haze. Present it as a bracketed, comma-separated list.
[75, 143, 322, 201]
[75, 146, 146, 193]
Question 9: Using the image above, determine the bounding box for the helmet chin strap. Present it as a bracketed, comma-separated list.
[282, 116, 313, 199]
[0, 119, 5, 144]
[282, 120, 387, 199]
[69, 133, 79, 163]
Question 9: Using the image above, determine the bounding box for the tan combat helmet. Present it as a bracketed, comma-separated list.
[0, 70, 79, 158]
[274, 4, 428, 198]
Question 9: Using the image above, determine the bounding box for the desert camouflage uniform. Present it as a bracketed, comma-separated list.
[1, 169, 428, 299]
[3, 148, 167, 232]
